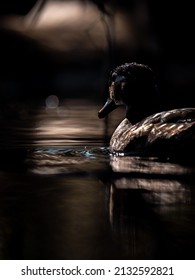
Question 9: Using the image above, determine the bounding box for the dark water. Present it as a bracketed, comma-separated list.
[0, 99, 195, 260]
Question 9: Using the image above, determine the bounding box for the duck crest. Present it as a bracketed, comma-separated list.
[98, 62, 195, 157]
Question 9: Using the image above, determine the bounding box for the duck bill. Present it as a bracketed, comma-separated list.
[98, 99, 119, 118]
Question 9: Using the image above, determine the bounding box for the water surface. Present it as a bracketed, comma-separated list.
[0, 99, 195, 260]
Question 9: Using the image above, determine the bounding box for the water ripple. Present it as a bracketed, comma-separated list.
[27, 146, 110, 175]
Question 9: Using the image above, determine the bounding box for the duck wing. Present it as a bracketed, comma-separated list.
[111, 108, 195, 156]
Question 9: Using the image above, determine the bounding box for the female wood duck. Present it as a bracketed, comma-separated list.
[98, 62, 195, 157]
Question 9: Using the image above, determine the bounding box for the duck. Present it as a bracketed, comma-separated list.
[98, 62, 195, 158]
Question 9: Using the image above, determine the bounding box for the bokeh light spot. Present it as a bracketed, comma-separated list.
[45, 95, 59, 109]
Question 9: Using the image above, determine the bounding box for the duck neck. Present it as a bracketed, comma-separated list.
[126, 106, 155, 124]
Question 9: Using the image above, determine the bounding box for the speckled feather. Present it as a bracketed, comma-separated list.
[110, 108, 195, 154]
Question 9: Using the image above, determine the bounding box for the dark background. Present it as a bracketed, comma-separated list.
[0, 0, 195, 112]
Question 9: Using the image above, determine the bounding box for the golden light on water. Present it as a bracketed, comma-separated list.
[32, 99, 105, 146]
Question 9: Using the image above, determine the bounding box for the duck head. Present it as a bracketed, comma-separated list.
[98, 62, 159, 124]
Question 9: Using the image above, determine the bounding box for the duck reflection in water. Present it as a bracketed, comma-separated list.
[103, 155, 192, 259]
